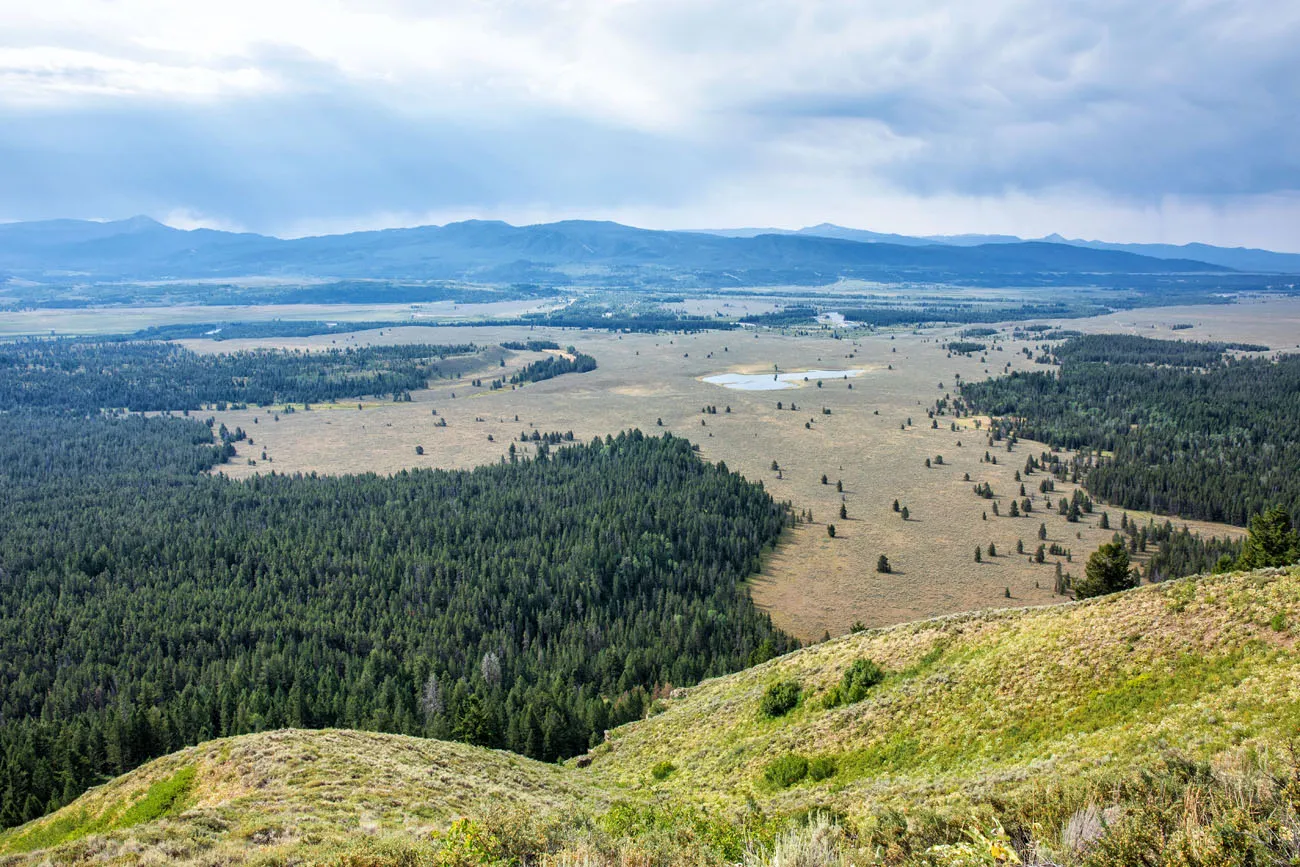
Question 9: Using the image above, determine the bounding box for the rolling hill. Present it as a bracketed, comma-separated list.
[4, 565, 1299, 865]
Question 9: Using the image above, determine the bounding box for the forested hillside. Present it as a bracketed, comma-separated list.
[960, 335, 1299, 525]
[0, 416, 793, 828]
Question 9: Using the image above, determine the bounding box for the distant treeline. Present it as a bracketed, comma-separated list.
[961, 335, 1300, 525]
[520, 311, 735, 333]
[1143, 520, 1243, 582]
[0, 419, 793, 828]
[739, 302, 1122, 330]
[945, 341, 986, 355]
[130, 321, 569, 342]
[230, 281, 555, 307]
[127, 321, 433, 341]
[123, 312, 734, 340]
[10, 281, 555, 310]
[738, 307, 819, 327]
[1049, 334, 1269, 366]
[511, 352, 597, 384]
[841, 303, 1108, 327]
[0, 340, 479, 411]
[501, 340, 562, 351]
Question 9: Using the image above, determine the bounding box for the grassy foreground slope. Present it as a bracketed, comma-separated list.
[5, 566, 1300, 865]
[0, 730, 603, 864]
[587, 566, 1300, 815]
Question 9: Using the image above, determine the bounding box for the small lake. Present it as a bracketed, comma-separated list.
[702, 369, 866, 391]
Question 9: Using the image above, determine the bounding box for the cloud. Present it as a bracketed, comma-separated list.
[0, 0, 1297, 248]
[0, 47, 277, 103]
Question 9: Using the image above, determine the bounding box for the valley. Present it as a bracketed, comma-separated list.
[4, 5, 1298, 863]
[187, 299, 1293, 637]
[2, 291, 1297, 865]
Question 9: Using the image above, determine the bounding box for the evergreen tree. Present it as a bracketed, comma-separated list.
[1076, 542, 1136, 598]
[1237, 506, 1300, 569]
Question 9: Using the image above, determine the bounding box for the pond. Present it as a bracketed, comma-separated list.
[701, 369, 866, 391]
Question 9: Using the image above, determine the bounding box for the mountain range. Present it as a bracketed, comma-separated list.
[703, 223, 1300, 273]
[2, 216, 1290, 286]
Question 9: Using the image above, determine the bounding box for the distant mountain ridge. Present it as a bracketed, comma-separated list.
[0, 215, 1251, 284]
[699, 223, 1300, 272]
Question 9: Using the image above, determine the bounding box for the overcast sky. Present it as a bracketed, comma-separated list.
[2, 0, 1298, 249]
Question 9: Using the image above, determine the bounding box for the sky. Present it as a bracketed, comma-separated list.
[1, 1, 1298, 250]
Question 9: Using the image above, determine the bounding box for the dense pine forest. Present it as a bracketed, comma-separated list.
[1050, 333, 1269, 366]
[0, 415, 793, 828]
[0, 340, 487, 412]
[960, 334, 1299, 525]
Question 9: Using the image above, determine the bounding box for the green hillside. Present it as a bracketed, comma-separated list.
[5, 566, 1300, 866]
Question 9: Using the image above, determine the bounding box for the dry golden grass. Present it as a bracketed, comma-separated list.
[0, 729, 603, 865]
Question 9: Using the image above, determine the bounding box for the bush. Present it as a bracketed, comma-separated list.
[763, 753, 809, 788]
[759, 680, 802, 718]
[650, 760, 676, 781]
[808, 756, 837, 782]
[824, 658, 886, 708]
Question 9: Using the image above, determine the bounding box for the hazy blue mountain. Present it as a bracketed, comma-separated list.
[0, 216, 1238, 284]
[795, 224, 937, 246]
[921, 232, 1027, 246]
[698, 225, 938, 246]
[1045, 236, 1300, 273]
[760, 223, 1300, 272]
[0, 217, 279, 276]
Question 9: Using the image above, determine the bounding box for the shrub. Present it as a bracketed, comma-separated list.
[823, 658, 885, 708]
[651, 760, 676, 781]
[759, 680, 802, 718]
[808, 756, 837, 782]
[763, 753, 809, 788]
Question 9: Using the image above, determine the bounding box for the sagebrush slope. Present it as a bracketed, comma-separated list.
[0, 729, 601, 864]
[584, 566, 1300, 818]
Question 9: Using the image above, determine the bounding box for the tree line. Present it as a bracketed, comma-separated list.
[1050, 334, 1269, 366]
[960, 335, 1300, 525]
[510, 352, 597, 384]
[0, 340, 484, 412]
[841, 303, 1101, 327]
